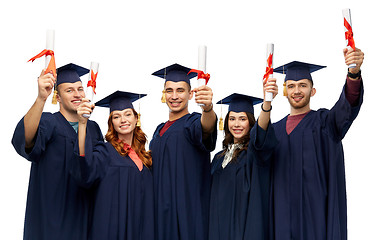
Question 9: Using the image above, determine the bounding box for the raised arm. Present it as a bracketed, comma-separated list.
[258, 78, 278, 130]
[193, 85, 217, 138]
[24, 70, 56, 149]
[77, 98, 94, 156]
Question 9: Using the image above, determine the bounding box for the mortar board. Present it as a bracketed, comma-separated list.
[56, 63, 89, 86]
[95, 90, 146, 113]
[216, 93, 262, 114]
[273, 61, 326, 83]
[152, 63, 197, 85]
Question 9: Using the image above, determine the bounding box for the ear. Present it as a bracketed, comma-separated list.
[56, 93, 61, 103]
[311, 87, 316, 97]
[188, 90, 194, 100]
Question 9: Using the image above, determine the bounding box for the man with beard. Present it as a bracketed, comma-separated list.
[270, 47, 364, 240]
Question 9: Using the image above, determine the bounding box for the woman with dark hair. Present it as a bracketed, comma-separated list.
[209, 78, 278, 240]
[73, 91, 153, 240]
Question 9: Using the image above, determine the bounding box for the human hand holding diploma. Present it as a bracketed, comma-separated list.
[83, 62, 99, 118]
[263, 77, 278, 101]
[77, 98, 94, 125]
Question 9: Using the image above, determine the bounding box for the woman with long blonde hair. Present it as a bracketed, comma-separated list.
[73, 90, 153, 240]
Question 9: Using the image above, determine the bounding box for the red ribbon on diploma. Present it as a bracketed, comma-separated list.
[87, 70, 98, 94]
[344, 18, 355, 50]
[263, 53, 273, 83]
[28, 49, 56, 76]
[188, 69, 210, 85]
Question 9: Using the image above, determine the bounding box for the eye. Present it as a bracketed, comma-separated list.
[165, 89, 173, 93]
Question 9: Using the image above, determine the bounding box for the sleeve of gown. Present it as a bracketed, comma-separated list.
[325, 79, 364, 141]
[11, 113, 55, 163]
[210, 152, 223, 175]
[88, 120, 104, 143]
[184, 112, 217, 152]
[250, 122, 278, 166]
[71, 130, 109, 189]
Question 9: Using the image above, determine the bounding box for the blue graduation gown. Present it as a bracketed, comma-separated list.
[11, 112, 103, 240]
[209, 122, 278, 240]
[71, 140, 154, 240]
[271, 82, 363, 240]
[150, 112, 217, 240]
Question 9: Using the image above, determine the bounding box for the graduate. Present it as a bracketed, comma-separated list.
[210, 77, 278, 240]
[271, 47, 364, 240]
[150, 63, 217, 240]
[11, 63, 103, 240]
[74, 91, 154, 240]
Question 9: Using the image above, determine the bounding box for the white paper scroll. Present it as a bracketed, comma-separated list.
[45, 30, 55, 70]
[264, 43, 274, 102]
[342, 8, 356, 68]
[83, 62, 99, 118]
[197, 45, 207, 87]
[197, 45, 207, 106]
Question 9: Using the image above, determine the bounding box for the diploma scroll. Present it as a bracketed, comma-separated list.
[45, 30, 55, 70]
[83, 62, 99, 118]
[197, 45, 207, 107]
[342, 8, 356, 68]
[263, 43, 274, 102]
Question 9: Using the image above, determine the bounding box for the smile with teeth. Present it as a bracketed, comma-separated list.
[119, 124, 130, 129]
[232, 129, 243, 134]
[170, 101, 181, 107]
[292, 95, 303, 102]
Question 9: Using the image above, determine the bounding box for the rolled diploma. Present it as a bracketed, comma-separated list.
[45, 30, 55, 70]
[264, 43, 274, 102]
[342, 8, 356, 68]
[83, 62, 99, 118]
[197, 45, 207, 106]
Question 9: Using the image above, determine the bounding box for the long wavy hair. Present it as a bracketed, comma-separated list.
[220, 111, 256, 162]
[105, 109, 152, 168]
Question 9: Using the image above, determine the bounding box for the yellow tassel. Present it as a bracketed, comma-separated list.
[219, 117, 224, 131]
[137, 113, 141, 127]
[283, 82, 287, 96]
[161, 90, 166, 103]
[52, 89, 58, 104]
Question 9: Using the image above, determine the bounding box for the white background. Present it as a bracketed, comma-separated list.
[1, 0, 372, 238]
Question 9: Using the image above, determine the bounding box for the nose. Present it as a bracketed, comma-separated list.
[73, 89, 81, 97]
[294, 85, 301, 94]
[171, 90, 178, 99]
[120, 116, 127, 123]
[234, 119, 240, 127]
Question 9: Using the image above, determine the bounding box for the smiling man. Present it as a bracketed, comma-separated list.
[150, 63, 217, 240]
[12, 63, 103, 240]
[271, 47, 364, 240]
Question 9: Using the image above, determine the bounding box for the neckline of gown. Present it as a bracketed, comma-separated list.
[284, 110, 313, 136]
